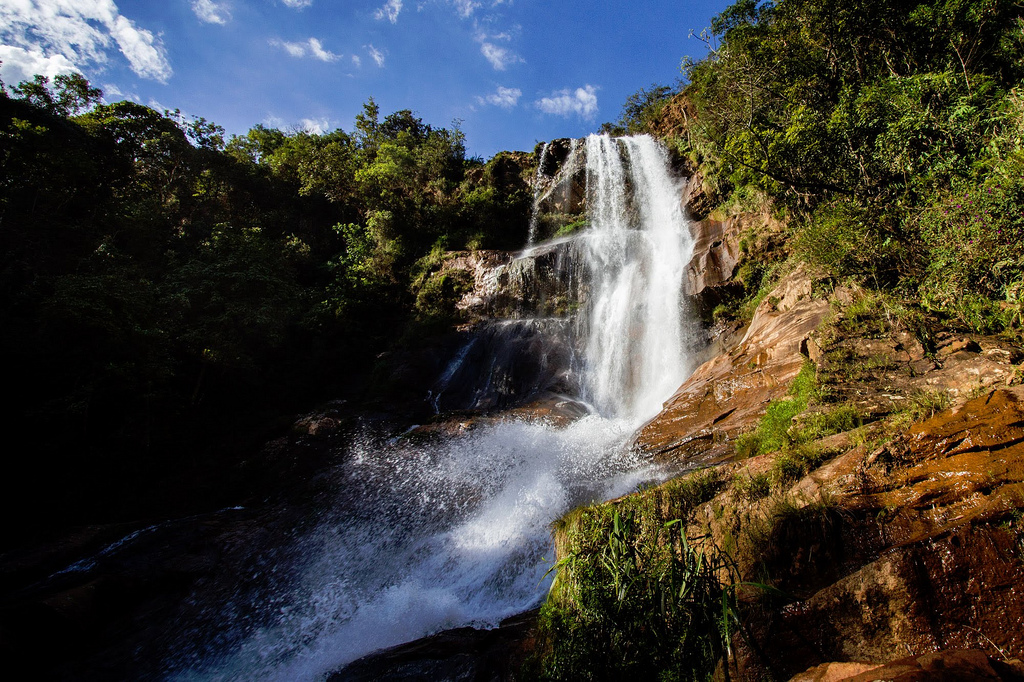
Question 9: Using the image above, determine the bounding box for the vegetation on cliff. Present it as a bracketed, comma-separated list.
[624, 0, 1024, 335]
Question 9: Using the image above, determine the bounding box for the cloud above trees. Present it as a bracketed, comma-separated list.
[0, 0, 172, 82]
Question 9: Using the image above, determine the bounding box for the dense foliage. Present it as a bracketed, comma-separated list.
[674, 0, 1024, 331]
[0, 75, 533, 538]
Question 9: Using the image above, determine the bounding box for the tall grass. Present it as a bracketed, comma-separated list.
[537, 468, 743, 681]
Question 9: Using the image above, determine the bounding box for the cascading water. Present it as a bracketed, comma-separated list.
[175, 135, 698, 681]
[579, 135, 693, 420]
[527, 141, 550, 245]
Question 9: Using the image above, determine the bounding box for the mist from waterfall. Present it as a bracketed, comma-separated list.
[176, 135, 698, 681]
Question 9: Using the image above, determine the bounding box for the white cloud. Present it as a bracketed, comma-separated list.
[99, 81, 139, 101]
[536, 84, 599, 119]
[0, 0, 172, 82]
[476, 85, 520, 109]
[374, 0, 402, 23]
[451, 0, 480, 17]
[263, 114, 331, 134]
[110, 15, 171, 80]
[192, 0, 231, 25]
[306, 38, 338, 61]
[264, 114, 288, 129]
[480, 42, 521, 70]
[351, 54, 361, 67]
[281, 0, 312, 8]
[0, 45, 76, 85]
[366, 44, 385, 67]
[300, 117, 330, 134]
[270, 37, 340, 62]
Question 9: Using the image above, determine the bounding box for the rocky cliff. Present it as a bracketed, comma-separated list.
[546, 198, 1024, 679]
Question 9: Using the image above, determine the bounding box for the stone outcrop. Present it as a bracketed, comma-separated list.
[621, 215, 1024, 678]
[684, 214, 745, 324]
[791, 650, 1024, 682]
[698, 387, 1024, 680]
[532, 138, 587, 240]
[680, 170, 717, 221]
[684, 216, 742, 297]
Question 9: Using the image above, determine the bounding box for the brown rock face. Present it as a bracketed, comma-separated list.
[634, 264, 830, 464]
[685, 215, 745, 325]
[685, 217, 741, 296]
[729, 387, 1024, 680]
[681, 171, 717, 221]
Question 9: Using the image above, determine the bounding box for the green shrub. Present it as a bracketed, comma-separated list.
[413, 269, 473, 321]
[554, 218, 589, 238]
[770, 443, 827, 484]
[799, 404, 862, 441]
[734, 472, 772, 501]
[736, 362, 818, 457]
[918, 155, 1024, 332]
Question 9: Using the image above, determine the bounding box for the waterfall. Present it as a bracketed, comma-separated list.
[527, 141, 550, 245]
[579, 134, 693, 420]
[174, 135, 698, 681]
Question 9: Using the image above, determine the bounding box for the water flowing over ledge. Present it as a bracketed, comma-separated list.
[176, 134, 699, 680]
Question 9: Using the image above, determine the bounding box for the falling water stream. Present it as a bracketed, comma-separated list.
[180, 135, 698, 680]
[526, 141, 550, 245]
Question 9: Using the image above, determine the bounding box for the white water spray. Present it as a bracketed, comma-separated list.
[178, 135, 698, 681]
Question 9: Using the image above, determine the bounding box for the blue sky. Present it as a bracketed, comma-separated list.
[0, 0, 731, 158]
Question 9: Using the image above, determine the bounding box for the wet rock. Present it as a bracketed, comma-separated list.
[409, 392, 591, 439]
[532, 138, 587, 240]
[789, 660, 883, 681]
[440, 251, 515, 317]
[330, 610, 538, 682]
[428, 318, 575, 414]
[429, 247, 577, 321]
[0, 503, 317, 681]
[292, 401, 349, 437]
[729, 388, 1024, 679]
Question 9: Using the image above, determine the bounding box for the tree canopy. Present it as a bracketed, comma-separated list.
[0, 73, 533, 538]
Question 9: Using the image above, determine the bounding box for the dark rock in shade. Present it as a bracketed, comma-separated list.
[532, 138, 587, 241]
[329, 609, 538, 682]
